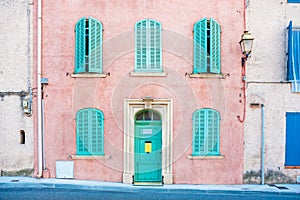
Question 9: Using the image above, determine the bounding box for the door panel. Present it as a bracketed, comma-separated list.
[134, 122, 162, 182]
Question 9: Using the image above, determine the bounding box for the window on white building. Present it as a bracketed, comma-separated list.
[287, 21, 300, 92]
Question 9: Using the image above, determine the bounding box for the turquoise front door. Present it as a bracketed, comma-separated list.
[134, 110, 162, 183]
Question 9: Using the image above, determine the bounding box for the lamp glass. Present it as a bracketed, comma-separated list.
[240, 31, 254, 55]
[243, 39, 253, 54]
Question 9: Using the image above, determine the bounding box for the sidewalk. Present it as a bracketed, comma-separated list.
[0, 176, 299, 196]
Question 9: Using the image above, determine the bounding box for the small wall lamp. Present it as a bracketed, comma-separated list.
[239, 31, 254, 66]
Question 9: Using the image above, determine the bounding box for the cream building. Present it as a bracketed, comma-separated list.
[0, 0, 34, 175]
[244, 0, 300, 183]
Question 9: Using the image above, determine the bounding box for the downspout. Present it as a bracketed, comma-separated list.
[261, 104, 265, 185]
[42, 99, 46, 170]
[37, 0, 43, 178]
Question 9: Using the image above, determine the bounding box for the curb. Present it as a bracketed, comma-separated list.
[0, 177, 299, 197]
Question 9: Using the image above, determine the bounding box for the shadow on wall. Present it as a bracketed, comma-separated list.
[243, 169, 294, 184]
[0, 168, 34, 177]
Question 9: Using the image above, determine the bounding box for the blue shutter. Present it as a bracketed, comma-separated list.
[209, 18, 221, 74]
[285, 112, 300, 166]
[287, 21, 293, 80]
[194, 18, 207, 73]
[287, 21, 300, 81]
[288, 0, 300, 3]
[88, 17, 103, 73]
[292, 30, 300, 80]
[75, 17, 86, 73]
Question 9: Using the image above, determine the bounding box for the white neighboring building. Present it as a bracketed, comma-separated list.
[0, 0, 33, 175]
[244, 0, 300, 183]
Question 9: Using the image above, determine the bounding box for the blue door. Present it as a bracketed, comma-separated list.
[134, 110, 162, 183]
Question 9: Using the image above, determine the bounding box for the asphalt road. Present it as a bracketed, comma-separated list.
[0, 188, 299, 200]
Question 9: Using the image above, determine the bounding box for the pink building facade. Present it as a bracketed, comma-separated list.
[33, 0, 245, 184]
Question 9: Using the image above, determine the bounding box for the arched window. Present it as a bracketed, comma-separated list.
[75, 17, 103, 74]
[135, 19, 162, 72]
[135, 110, 161, 121]
[192, 108, 220, 156]
[193, 18, 220, 74]
[76, 108, 104, 155]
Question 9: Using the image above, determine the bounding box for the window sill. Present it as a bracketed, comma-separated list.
[188, 73, 229, 79]
[187, 155, 225, 160]
[130, 71, 167, 77]
[71, 155, 111, 160]
[284, 166, 300, 169]
[71, 73, 107, 78]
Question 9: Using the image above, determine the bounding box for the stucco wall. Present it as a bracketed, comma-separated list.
[0, 0, 34, 173]
[244, 0, 300, 183]
[39, 0, 245, 184]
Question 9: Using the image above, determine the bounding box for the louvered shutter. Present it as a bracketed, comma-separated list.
[206, 109, 220, 155]
[192, 109, 205, 156]
[76, 109, 104, 156]
[92, 109, 104, 155]
[194, 18, 207, 73]
[149, 19, 162, 71]
[135, 19, 162, 72]
[210, 18, 221, 74]
[287, 21, 293, 80]
[88, 17, 103, 73]
[135, 20, 147, 71]
[76, 109, 90, 155]
[75, 17, 86, 73]
[192, 109, 220, 156]
[293, 31, 300, 80]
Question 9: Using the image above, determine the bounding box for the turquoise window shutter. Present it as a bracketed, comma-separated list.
[192, 109, 205, 155]
[76, 108, 104, 156]
[88, 109, 104, 156]
[149, 19, 162, 71]
[76, 109, 90, 155]
[88, 17, 103, 73]
[194, 18, 207, 73]
[209, 18, 221, 74]
[135, 19, 162, 72]
[135, 20, 147, 71]
[192, 108, 220, 156]
[75, 17, 86, 73]
[206, 109, 220, 155]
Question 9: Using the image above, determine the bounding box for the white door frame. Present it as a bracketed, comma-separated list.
[123, 98, 173, 184]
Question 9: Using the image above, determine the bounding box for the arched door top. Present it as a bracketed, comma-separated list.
[135, 109, 161, 121]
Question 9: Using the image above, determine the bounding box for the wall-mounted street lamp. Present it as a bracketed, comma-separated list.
[237, 31, 254, 123]
[239, 31, 254, 66]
